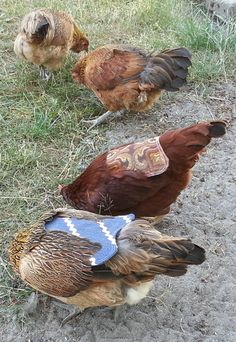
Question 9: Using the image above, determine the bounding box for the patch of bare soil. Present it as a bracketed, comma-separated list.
[1, 83, 236, 342]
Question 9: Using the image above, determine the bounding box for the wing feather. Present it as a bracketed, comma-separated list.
[85, 45, 147, 90]
[19, 231, 100, 297]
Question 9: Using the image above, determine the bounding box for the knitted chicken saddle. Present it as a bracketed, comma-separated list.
[45, 214, 135, 266]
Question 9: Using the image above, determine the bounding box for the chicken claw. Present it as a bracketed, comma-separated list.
[60, 307, 84, 326]
[39, 65, 52, 81]
[52, 300, 84, 326]
[82, 109, 126, 130]
[112, 306, 124, 322]
[23, 291, 39, 314]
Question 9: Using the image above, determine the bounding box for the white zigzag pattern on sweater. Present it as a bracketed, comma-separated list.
[118, 215, 133, 224]
[98, 222, 116, 245]
[63, 217, 80, 237]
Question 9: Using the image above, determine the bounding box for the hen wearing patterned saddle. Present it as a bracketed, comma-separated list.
[59, 120, 227, 218]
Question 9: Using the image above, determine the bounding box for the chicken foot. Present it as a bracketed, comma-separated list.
[60, 306, 84, 326]
[82, 109, 127, 130]
[39, 65, 52, 81]
[23, 291, 39, 314]
[52, 300, 84, 326]
[111, 306, 124, 322]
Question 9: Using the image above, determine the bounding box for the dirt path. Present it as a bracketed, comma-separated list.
[1, 84, 235, 342]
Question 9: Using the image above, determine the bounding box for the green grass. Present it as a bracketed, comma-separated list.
[0, 0, 236, 317]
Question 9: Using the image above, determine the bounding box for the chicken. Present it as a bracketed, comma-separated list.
[9, 208, 205, 323]
[14, 9, 89, 80]
[60, 120, 227, 220]
[72, 44, 191, 128]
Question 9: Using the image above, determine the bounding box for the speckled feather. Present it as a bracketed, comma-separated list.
[9, 208, 205, 309]
[14, 9, 88, 70]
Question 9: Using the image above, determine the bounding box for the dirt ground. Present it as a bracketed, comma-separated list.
[1, 83, 236, 342]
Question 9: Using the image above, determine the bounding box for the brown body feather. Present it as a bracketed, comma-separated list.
[9, 209, 205, 310]
[60, 121, 227, 218]
[72, 44, 191, 112]
[14, 9, 88, 71]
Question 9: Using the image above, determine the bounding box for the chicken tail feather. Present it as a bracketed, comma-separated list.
[20, 10, 54, 44]
[140, 47, 192, 92]
[107, 221, 205, 279]
[208, 120, 227, 137]
[140, 238, 205, 277]
[33, 19, 50, 42]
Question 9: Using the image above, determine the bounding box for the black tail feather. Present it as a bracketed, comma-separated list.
[178, 243, 206, 265]
[208, 121, 227, 137]
[138, 238, 205, 278]
[140, 47, 192, 92]
[155, 242, 205, 277]
[31, 17, 50, 43]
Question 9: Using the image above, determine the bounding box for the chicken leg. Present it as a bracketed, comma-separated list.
[52, 300, 84, 326]
[82, 109, 127, 130]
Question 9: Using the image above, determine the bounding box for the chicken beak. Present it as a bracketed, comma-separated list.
[199, 147, 207, 156]
[58, 184, 64, 194]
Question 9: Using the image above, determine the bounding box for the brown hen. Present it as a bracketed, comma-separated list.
[14, 9, 89, 80]
[60, 120, 227, 220]
[72, 44, 191, 127]
[9, 208, 205, 323]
